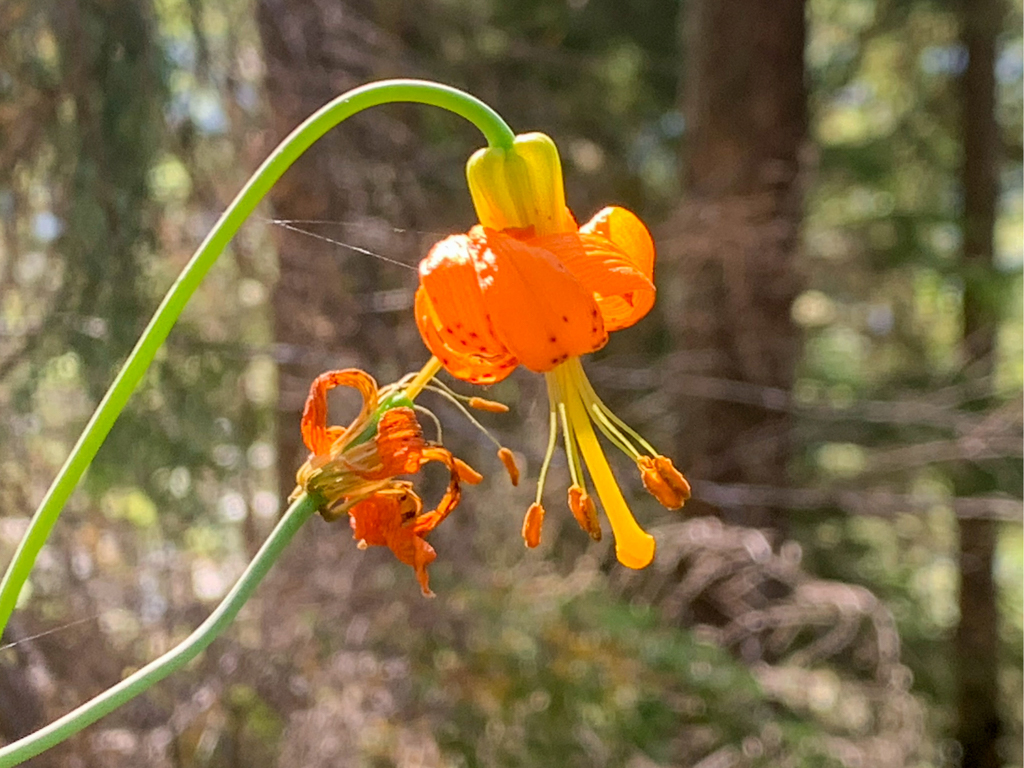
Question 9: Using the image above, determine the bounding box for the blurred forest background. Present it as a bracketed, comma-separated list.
[0, 0, 1021, 766]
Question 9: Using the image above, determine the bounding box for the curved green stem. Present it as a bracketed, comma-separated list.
[0, 493, 318, 767]
[0, 80, 514, 637]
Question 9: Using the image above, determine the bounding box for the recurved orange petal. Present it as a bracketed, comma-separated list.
[579, 206, 654, 279]
[412, 445, 465, 534]
[414, 287, 518, 385]
[301, 369, 379, 455]
[475, 228, 607, 372]
[535, 230, 655, 332]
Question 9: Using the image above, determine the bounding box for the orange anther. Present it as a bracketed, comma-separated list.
[638, 455, 690, 510]
[468, 396, 510, 414]
[567, 485, 601, 541]
[522, 502, 545, 548]
[498, 447, 520, 486]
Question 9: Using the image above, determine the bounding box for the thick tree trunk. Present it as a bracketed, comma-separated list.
[663, 0, 806, 527]
[955, 0, 1003, 764]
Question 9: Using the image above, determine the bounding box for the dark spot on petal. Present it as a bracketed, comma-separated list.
[549, 335, 557, 343]
[469, 331, 479, 339]
[562, 315, 570, 322]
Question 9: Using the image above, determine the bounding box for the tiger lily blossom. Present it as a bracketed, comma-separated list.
[415, 132, 689, 569]
[291, 368, 482, 595]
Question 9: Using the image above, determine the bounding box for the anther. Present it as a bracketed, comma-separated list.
[522, 502, 545, 548]
[498, 447, 520, 486]
[638, 455, 690, 509]
[568, 485, 601, 541]
[469, 396, 510, 413]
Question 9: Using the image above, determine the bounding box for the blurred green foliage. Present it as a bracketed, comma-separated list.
[401, 579, 841, 767]
[798, 1, 1022, 760]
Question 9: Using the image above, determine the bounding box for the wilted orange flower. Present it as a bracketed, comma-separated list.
[292, 369, 481, 595]
[415, 133, 689, 569]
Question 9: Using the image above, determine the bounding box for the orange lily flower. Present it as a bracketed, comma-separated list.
[292, 369, 481, 595]
[415, 133, 689, 569]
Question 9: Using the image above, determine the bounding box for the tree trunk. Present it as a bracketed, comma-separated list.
[256, 0, 432, 498]
[663, 0, 807, 527]
[955, 0, 1003, 764]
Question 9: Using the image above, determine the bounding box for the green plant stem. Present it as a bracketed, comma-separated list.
[0, 493, 319, 767]
[0, 79, 515, 638]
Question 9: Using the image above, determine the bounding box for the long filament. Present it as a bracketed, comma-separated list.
[422, 384, 503, 449]
[535, 377, 562, 504]
[570, 358, 659, 457]
[551, 369, 584, 491]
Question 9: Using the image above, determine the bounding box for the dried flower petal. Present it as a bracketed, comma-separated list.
[294, 366, 482, 595]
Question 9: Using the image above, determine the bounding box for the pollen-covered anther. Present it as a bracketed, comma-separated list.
[638, 455, 691, 510]
[522, 502, 545, 548]
[567, 485, 601, 542]
[468, 396, 510, 414]
[498, 447, 520, 486]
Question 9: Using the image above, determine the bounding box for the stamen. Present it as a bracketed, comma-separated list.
[638, 455, 690, 509]
[534, 395, 560, 506]
[379, 372, 416, 399]
[418, 383, 521, 487]
[588, 406, 642, 459]
[414, 405, 443, 443]
[469, 397, 510, 413]
[498, 447, 520, 486]
[422, 377, 462, 398]
[550, 370, 585, 491]
[567, 485, 601, 541]
[569, 358, 658, 457]
[423, 385, 504, 451]
[427, 379, 511, 415]
[522, 502, 545, 548]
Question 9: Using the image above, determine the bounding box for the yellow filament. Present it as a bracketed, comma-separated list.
[536, 375, 562, 504]
[550, 371, 585, 491]
[569, 358, 658, 457]
[562, 367, 655, 569]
